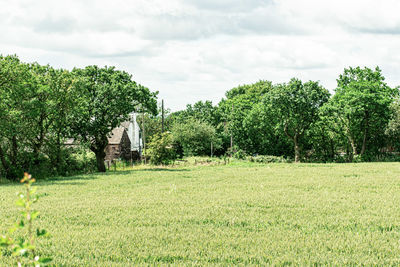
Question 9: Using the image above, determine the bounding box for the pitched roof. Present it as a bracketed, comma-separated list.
[120, 121, 130, 130]
[108, 127, 126, 144]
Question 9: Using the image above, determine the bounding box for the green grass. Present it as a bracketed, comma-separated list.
[1, 162, 400, 265]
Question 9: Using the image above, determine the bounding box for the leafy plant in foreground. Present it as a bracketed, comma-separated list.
[0, 173, 51, 266]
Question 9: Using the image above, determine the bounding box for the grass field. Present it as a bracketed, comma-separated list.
[1, 162, 400, 265]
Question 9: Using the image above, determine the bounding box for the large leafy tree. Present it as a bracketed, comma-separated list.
[69, 65, 157, 172]
[0, 55, 31, 179]
[264, 78, 330, 162]
[44, 68, 75, 170]
[386, 98, 400, 150]
[0, 56, 76, 179]
[171, 100, 220, 127]
[22, 64, 73, 165]
[243, 102, 292, 156]
[171, 119, 221, 156]
[327, 67, 397, 158]
[218, 80, 273, 153]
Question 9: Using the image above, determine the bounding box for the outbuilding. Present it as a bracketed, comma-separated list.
[105, 127, 131, 161]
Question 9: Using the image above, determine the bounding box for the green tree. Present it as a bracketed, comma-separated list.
[45, 69, 75, 171]
[171, 119, 221, 156]
[146, 132, 176, 165]
[328, 67, 397, 158]
[218, 80, 273, 154]
[385, 97, 400, 149]
[264, 78, 330, 162]
[136, 104, 173, 143]
[22, 64, 74, 166]
[243, 102, 292, 156]
[69, 65, 157, 172]
[170, 100, 220, 127]
[0, 55, 31, 179]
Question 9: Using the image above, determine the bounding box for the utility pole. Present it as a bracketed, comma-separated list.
[230, 103, 234, 156]
[161, 99, 165, 133]
[142, 112, 146, 164]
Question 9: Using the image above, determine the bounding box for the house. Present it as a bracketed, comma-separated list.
[64, 112, 143, 161]
[105, 127, 131, 161]
[120, 112, 143, 160]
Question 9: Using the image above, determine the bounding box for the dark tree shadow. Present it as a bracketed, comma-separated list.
[0, 167, 191, 187]
[131, 168, 190, 172]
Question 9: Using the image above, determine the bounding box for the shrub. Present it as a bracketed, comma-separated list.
[227, 146, 247, 160]
[147, 132, 177, 165]
[172, 119, 221, 156]
[64, 149, 97, 175]
[247, 155, 290, 163]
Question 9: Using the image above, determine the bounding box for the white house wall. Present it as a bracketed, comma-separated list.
[127, 113, 142, 152]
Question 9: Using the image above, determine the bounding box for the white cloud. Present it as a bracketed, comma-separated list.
[0, 0, 399, 110]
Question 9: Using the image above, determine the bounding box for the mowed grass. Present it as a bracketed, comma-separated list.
[1, 162, 400, 266]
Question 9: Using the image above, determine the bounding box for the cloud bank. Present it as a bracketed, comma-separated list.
[1, 0, 399, 110]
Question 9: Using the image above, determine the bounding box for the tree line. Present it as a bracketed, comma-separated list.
[0, 55, 157, 180]
[2, 54, 400, 179]
[145, 66, 400, 164]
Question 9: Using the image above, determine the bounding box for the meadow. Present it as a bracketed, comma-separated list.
[1, 162, 400, 266]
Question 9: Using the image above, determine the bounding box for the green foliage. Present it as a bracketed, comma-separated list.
[146, 132, 177, 165]
[326, 67, 397, 158]
[227, 146, 247, 159]
[0, 55, 158, 180]
[136, 104, 173, 143]
[247, 155, 289, 163]
[63, 149, 97, 175]
[0, 173, 51, 266]
[2, 53, 400, 180]
[69, 65, 158, 172]
[244, 100, 292, 156]
[172, 119, 221, 156]
[263, 78, 330, 162]
[386, 98, 400, 149]
[218, 81, 274, 154]
[0, 55, 31, 180]
[170, 100, 220, 127]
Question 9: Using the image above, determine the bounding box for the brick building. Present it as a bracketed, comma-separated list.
[105, 127, 131, 161]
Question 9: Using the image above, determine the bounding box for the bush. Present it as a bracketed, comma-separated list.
[227, 146, 247, 160]
[172, 119, 221, 156]
[247, 155, 290, 163]
[64, 149, 97, 175]
[147, 132, 177, 165]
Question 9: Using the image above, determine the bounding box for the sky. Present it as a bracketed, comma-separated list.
[1, 0, 400, 111]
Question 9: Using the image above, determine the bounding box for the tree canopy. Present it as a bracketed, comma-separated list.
[69, 65, 158, 172]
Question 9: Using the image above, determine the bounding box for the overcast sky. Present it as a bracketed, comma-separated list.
[1, 0, 400, 110]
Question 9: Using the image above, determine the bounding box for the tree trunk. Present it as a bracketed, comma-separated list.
[0, 145, 10, 173]
[95, 150, 106, 172]
[294, 135, 300, 163]
[11, 135, 18, 166]
[360, 129, 367, 156]
[348, 136, 357, 156]
[55, 132, 62, 170]
[330, 139, 335, 159]
[360, 111, 369, 156]
[0, 144, 19, 180]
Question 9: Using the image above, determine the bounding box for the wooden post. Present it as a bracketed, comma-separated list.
[230, 103, 234, 157]
[142, 112, 146, 164]
[162, 99, 165, 134]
